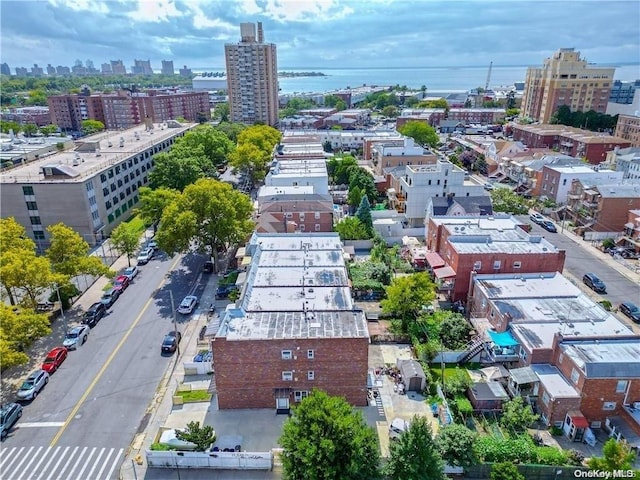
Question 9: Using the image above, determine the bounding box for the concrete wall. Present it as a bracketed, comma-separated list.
[146, 450, 272, 470]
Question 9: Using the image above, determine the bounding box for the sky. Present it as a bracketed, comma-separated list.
[1, 0, 639, 71]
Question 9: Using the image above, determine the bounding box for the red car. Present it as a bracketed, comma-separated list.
[41, 347, 68, 373]
[113, 275, 130, 292]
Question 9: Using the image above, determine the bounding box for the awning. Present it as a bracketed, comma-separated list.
[509, 366, 538, 384]
[235, 247, 246, 259]
[625, 223, 635, 229]
[241, 256, 252, 267]
[274, 388, 291, 398]
[567, 411, 589, 429]
[426, 252, 445, 268]
[488, 330, 519, 347]
[235, 271, 247, 286]
[434, 266, 456, 279]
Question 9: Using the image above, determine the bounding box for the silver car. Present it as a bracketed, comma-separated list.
[62, 325, 90, 350]
[16, 370, 49, 401]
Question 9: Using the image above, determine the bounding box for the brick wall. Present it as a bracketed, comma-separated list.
[537, 382, 582, 426]
[212, 336, 369, 409]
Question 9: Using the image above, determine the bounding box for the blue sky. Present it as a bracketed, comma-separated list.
[1, 0, 639, 70]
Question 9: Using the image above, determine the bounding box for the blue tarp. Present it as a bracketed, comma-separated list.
[487, 330, 519, 347]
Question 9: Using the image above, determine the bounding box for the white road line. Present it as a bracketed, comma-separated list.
[18, 422, 66, 428]
[94, 447, 114, 480]
[44, 445, 70, 480]
[103, 448, 123, 480]
[84, 447, 106, 480]
[14, 446, 46, 480]
[0, 445, 24, 470]
[53, 445, 79, 480]
[63, 445, 87, 480]
[74, 447, 97, 480]
[9, 446, 36, 478]
[34, 446, 60, 480]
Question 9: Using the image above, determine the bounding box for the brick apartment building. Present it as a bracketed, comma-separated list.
[615, 114, 640, 148]
[425, 216, 566, 301]
[210, 233, 370, 411]
[371, 137, 437, 175]
[538, 164, 622, 204]
[511, 123, 631, 164]
[396, 108, 505, 129]
[48, 90, 210, 131]
[255, 188, 334, 233]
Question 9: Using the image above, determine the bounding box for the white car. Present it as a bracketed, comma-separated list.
[16, 370, 49, 401]
[137, 248, 154, 265]
[177, 295, 199, 315]
[62, 325, 90, 350]
[123, 266, 139, 281]
[529, 212, 545, 224]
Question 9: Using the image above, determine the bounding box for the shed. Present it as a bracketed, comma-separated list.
[468, 381, 509, 411]
[397, 359, 426, 392]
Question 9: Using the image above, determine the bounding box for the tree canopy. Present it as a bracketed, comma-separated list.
[229, 125, 281, 182]
[435, 423, 478, 469]
[179, 125, 235, 170]
[81, 119, 105, 135]
[398, 120, 439, 148]
[385, 415, 446, 480]
[174, 421, 217, 452]
[109, 222, 141, 267]
[335, 217, 371, 241]
[155, 178, 254, 272]
[587, 439, 637, 472]
[500, 397, 539, 433]
[327, 156, 358, 185]
[355, 196, 373, 235]
[136, 187, 180, 229]
[0, 304, 51, 369]
[46, 223, 111, 278]
[550, 105, 618, 132]
[381, 272, 437, 333]
[490, 462, 525, 480]
[279, 390, 380, 480]
[489, 187, 529, 215]
[148, 146, 209, 191]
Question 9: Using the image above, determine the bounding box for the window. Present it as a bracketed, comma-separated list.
[513, 261, 522, 269]
[603, 401, 616, 411]
[615, 380, 628, 393]
[26, 201, 38, 210]
[29, 216, 41, 225]
[281, 350, 292, 360]
[33, 231, 45, 240]
[307, 371, 315, 381]
[108, 169, 114, 179]
[315, 224, 321, 232]
[22, 186, 34, 195]
[542, 391, 550, 406]
[100, 174, 107, 183]
[282, 371, 293, 381]
[299, 225, 305, 232]
[473, 261, 482, 270]
[307, 349, 314, 360]
[294, 391, 309, 402]
[314, 212, 320, 219]
[493, 260, 501, 269]
[570, 368, 579, 384]
[105, 201, 112, 209]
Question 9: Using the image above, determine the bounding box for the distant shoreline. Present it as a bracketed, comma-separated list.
[278, 71, 327, 78]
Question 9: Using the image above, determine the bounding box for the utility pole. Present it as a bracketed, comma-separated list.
[55, 283, 68, 334]
[169, 290, 180, 356]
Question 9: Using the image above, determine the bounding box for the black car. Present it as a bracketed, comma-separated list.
[216, 284, 238, 299]
[619, 302, 640, 323]
[202, 261, 214, 273]
[83, 302, 106, 327]
[582, 273, 607, 294]
[161, 331, 182, 354]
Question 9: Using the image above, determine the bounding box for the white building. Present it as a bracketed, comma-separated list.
[539, 164, 624, 204]
[264, 158, 329, 195]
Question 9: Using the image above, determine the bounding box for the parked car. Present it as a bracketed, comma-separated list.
[202, 261, 214, 273]
[619, 302, 640, 323]
[539, 220, 557, 233]
[16, 370, 49, 401]
[147, 240, 158, 251]
[583, 273, 607, 294]
[137, 247, 154, 265]
[609, 247, 638, 259]
[0, 403, 23, 440]
[63, 325, 90, 350]
[113, 275, 130, 292]
[529, 212, 545, 224]
[161, 331, 182, 354]
[177, 295, 199, 315]
[123, 266, 139, 281]
[100, 288, 120, 308]
[216, 285, 238, 299]
[41, 347, 68, 373]
[83, 302, 106, 327]
[389, 418, 410, 440]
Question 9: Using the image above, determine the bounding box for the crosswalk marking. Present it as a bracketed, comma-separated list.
[0, 445, 123, 480]
[18, 422, 66, 428]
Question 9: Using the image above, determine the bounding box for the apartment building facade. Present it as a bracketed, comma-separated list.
[538, 164, 623, 204]
[521, 48, 615, 123]
[615, 114, 640, 148]
[225, 22, 279, 126]
[0, 123, 195, 248]
[256, 191, 334, 233]
[372, 137, 437, 175]
[210, 233, 370, 410]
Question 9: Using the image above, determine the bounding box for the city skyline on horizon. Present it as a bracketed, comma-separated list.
[1, 0, 639, 71]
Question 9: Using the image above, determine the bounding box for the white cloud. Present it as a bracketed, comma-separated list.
[246, 0, 355, 22]
[125, 0, 184, 23]
[47, 0, 109, 13]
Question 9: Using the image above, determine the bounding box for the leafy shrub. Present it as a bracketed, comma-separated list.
[535, 446, 568, 465]
[599, 300, 612, 311]
[550, 426, 563, 436]
[567, 449, 586, 466]
[474, 434, 536, 463]
[454, 396, 473, 419]
[150, 443, 173, 451]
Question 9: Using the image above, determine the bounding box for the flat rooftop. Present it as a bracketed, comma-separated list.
[531, 364, 580, 399]
[257, 185, 315, 198]
[269, 158, 327, 176]
[475, 272, 578, 300]
[560, 339, 640, 378]
[0, 123, 195, 184]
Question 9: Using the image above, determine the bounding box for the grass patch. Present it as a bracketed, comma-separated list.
[124, 214, 147, 235]
[174, 389, 212, 403]
[429, 364, 471, 383]
[219, 271, 239, 286]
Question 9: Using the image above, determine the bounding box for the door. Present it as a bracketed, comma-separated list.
[276, 397, 289, 410]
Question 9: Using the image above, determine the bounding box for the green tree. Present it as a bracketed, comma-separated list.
[443, 369, 472, 398]
[385, 415, 445, 480]
[327, 156, 358, 185]
[325, 94, 347, 111]
[381, 273, 436, 333]
[155, 178, 254, 273]
[81, 119, 105, 135]
[347, 186, 363, 210]
[0, 304, 52, 369]
[279, 390, 380, 480]
[436, 424, 478, 469]
[22, 123, 38, 137]
[348, 167, 377, 204]
[109, 222, 140, 267]
[174, 421, 217, 452]
[136, 187, 180, 230]
[215, 121, 246, 143]
[39, 124, 59, 135]
[46, 223, 111, 278]
[228, 142, 270, 183]
[334, 217, 370, 241]
[505, 108, 520, 118]
[355, 196, 373, 235]
[382, 105, 399, 118]
[588, 439, 637, 472]
[439, 313, 472, 349]
[398, 120, 439, 148]
[0, 217, 36, 304]
[178, 125, 235, 170]
[149, 148, 207, 191]
[490, 462, 525, 480]
[500, 397, 539, 433]
[490, 188, 529, 215]
[213, 102, 229, 122]
[26, 89, 47, 106]
[417, 98, 449, 109]
[0, 120, 21, 134]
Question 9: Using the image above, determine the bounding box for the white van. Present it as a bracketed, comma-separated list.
[389, 418, 410, 440]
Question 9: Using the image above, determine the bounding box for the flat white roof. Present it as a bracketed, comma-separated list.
[531, 364, 580, 399]
[560, 339, 640, 377]
[257, 185, 315, 198]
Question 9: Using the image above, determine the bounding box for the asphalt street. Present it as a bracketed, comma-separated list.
[0, 251, 211, 479]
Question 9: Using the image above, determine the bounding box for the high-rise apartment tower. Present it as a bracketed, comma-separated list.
[225, 22, 279, 126]
[521, 48, 615, 123]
